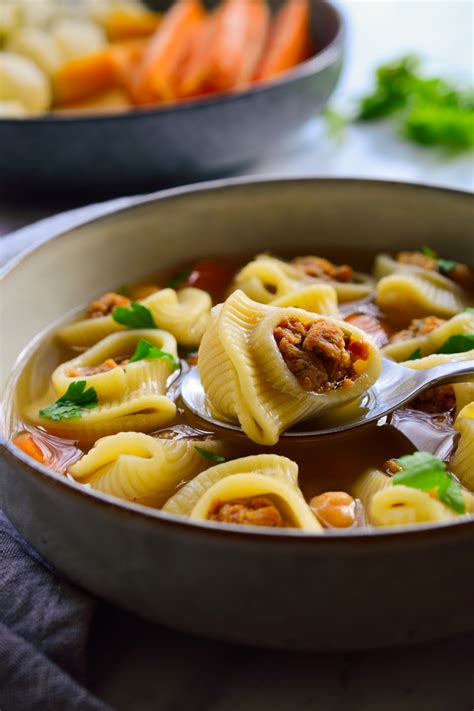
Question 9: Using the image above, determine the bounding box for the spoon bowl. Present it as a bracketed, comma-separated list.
[181, 358, 474, 437]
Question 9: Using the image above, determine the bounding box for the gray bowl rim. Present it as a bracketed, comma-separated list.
[0, 0, 344, 126]
[1, 175, 473, 544]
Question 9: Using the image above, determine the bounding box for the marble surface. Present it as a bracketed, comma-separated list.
[1, 1, 473, 709]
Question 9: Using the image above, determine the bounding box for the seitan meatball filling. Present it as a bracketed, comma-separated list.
[208, 497, 284, 527]
[85, 292, 131, 319]
[397, 251, 438, 271]
[389, 316, 446, 344]
[411, 385, 455, 414]
[273, 318, 368, 393]
[291, 256, 354, 283]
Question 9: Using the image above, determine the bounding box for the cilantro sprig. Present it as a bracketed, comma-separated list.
[406, 348, 422, 361]
[39, 381, 98, 421]
[129, 338, 179, 370]
[194, 446, 227, 463]
[112, 302, 156, 329]
[393, 452, 465, 514]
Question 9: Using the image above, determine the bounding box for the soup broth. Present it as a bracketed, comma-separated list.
[7, 249, 474, 532]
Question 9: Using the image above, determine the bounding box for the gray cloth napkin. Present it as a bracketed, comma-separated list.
[0, 511, 111, 711]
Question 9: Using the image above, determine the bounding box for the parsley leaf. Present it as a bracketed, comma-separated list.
[194, 446, 227, 463]
[39, 381, 98, 421]
[393, 451, 465, 514]
[464, 308, 474, 314]
[112, 302, 156, 329]
[406, 348, 423, 361]
[437, 334, 474, 354]
[437, 258, 457, 274]
[129, 338, 179, 370]
[357, 55, 474, 151]
[165, 268, 192, 290]
[116, 284, 129, 296]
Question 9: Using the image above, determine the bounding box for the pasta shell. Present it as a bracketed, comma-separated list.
[69, 432, 221, 507]
[199, 290, 382, 445]
[233, 254, 372, 304]
[57, 287, 211, 348]
[270, 284, 339, 318]
[383, 311, 474, 362]
[370, 485, 456, 526]
[376, 274, 466, 326]
[162, 453, 321, 530]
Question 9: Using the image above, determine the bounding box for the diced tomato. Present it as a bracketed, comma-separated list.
[185, 259, 235, 299]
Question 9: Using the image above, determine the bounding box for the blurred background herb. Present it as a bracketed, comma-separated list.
[326, 54, 474, 152]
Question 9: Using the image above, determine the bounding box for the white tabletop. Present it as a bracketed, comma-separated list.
[2, 2, 473, 709]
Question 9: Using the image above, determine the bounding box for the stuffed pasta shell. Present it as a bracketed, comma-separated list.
[162, 454, 321, 530]
[57, 286, 212, 348]
[69, 432, 222, 507]
[27, 329, 179, 439]
[199, 290, 382, 445]
[383, 311, 474, 362]
[233, 254, 372, 304]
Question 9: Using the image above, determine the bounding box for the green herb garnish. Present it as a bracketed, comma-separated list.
[194, 446, 227, 463]
[129, 338, 179, 370]
[464, 307, 474, 314]
[323, 107, 348, 144]
[437, 258, 457, 274]
[421, 245, 437, 259]
[357, 55, 474, 151]
[165, 268, 192, 290]
[39, 381, 98, 421]
[112, 302, 156, 329]
[406, 348, 423, 360]
[393, 451, 465, 514]
[437, 334, 474, 354]
[421, 246, 458, 274]
[116, 284, 129, 296]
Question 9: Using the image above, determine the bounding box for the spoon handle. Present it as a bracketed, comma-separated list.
[411, 359, 474, 392]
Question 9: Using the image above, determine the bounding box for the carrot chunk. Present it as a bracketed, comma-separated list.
[54, 49, 119, 105]
[130, 0, 206, 105]
[207, 0, 270, 92]
[174, 15, 217, 98]
[14, 433, 45, 464]
[254, 0, 311, 81]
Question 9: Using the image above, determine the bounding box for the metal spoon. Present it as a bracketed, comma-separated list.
[181, 359, 474, 437]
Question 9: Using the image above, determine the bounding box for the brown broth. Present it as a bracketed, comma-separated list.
[7, 254, 463, 528]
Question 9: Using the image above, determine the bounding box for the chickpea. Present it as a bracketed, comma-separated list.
[309, 491, 356, 528]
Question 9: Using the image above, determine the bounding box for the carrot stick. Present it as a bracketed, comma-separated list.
[54, 49, 119, 105]
[207, 0, 270, 92]
[174, 15, 217, 98]
[14, 433, 45, 464]
[109, 39, 147, 94]
[254, 0, 311, 81]
[131, 0, 206, 105]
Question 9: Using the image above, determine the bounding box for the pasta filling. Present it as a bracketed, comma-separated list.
[411, 385, 455, 414]
[85, 292, 131, 319]
[68, 356, 130, 377]
[273, 318, 368, 393]
[208, 496, 286, 527]
[291, 256, 354, 283]
[389, 315, 446, 343]
[396, 251, 474, 289]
